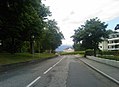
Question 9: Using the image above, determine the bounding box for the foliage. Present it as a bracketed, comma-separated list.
[72, 17, 108, 56]
[0, 0, 63, 54]
[73, 43, 85, 51]
[40, 20, 64, 53]
[0, 0, 42, 53]
[85, 49, 94, 56]
[97, 50, 119, 61]
[98, 55, 119, 61]
[99, 51, 119, 56]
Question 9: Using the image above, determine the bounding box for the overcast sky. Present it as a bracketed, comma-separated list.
[42, 0, 119, 46]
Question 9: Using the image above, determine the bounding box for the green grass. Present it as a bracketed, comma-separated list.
[0, 53, 56, 65]
[60, 51, 85, 56]
[98, 55, 119, 61]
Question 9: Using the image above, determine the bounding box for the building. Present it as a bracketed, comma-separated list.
[99, 39, 108, 51]
[108, 32, 119, 50]
[99, 32, 119, 51]
[63, 47, 74, 52]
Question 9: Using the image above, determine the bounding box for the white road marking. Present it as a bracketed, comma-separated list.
[26, 57, 64, 87]
[26, 76, 41, 87]
[43, 58, 64, 74]
[43, 67, 53, 74]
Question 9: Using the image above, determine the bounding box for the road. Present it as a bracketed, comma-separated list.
[0, 55, 118, 87]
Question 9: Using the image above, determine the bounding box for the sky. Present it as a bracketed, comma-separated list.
[42, 0, 119, 46]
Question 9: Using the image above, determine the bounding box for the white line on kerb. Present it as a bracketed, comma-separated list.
[43, 58, 64, 74]
[80, 59, 119, 85]
[26, 76, 41, 87]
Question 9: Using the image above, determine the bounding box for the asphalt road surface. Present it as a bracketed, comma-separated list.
[0, 55, 118, 87]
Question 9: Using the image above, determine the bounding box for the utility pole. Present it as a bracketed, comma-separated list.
[31, 35, 35, 58]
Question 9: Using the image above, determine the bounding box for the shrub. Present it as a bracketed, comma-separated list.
[98, 55, 119, 61]
[101, 51, 119, 56]
[85, 49, 94, 56]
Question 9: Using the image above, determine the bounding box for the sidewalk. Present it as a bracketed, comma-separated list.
[80, 57, 119, 84]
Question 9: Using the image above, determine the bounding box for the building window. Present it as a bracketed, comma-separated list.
[115, 40, 118, 43]
[112, 46, 114, 48]
[115, 45, 119, 48]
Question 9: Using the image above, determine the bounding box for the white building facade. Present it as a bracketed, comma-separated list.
[99, 32, 119, 51]
[108, 32, 119, 51]
[99, 40, 108, 51]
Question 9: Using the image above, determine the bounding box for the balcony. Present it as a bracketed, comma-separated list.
[108, 48, 119, 51]
[108, 43, 119, 46]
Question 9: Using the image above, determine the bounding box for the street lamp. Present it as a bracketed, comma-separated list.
[0, 40, 2, 45]
[31, 35, 35, 55]
[7, 2, 10, 8]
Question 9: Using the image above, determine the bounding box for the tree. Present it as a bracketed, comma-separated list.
[0, 0, 26, 53]
[73, 43, 85, 51]
[0, 0, 51, 54]
[16, 0, 51, 54]
[72, 18, 108, 56]
[40, 20, 64, 53]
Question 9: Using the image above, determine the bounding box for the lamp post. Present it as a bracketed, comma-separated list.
[0, 40, 2, 46]
[31, 35, 35, 58]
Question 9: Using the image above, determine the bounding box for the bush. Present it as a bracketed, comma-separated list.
[101, 51, 119, 56]
[98, 55, 119, 61]
[97, 51, 119, 61]
[85, 49, 94, 56]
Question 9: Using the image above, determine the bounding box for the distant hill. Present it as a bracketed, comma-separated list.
[55, 45, 73, 52]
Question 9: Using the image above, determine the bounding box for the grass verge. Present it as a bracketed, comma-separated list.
[0, 53, 56, 65]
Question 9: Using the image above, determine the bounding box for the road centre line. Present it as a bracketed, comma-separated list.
[43, 58, 64, 74]
[26, 76, 41, 87]
[43, 67, 53, 74]
[26, 57, 64, 87]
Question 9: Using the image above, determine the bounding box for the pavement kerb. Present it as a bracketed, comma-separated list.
[80, 58, 119, 85]
[0, 55, 58, 72]
[86, 56, 119, 69]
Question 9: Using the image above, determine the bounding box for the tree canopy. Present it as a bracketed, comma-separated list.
[72, 18, 109, 56]
[0, 0, 63, 53]
[40, 20, 64, 53]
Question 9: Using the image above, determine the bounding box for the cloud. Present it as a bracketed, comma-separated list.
[62, 17, 70, 22]
[43, 0, 119, 45]
[70, 11, 75, 15]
